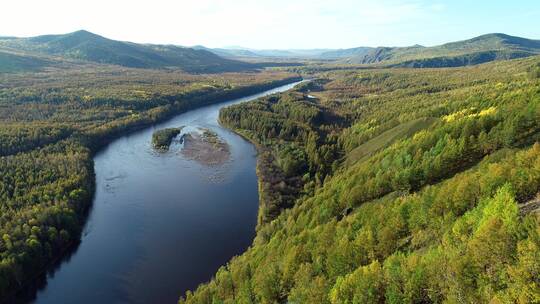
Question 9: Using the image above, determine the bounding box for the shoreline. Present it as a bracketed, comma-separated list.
[217, 79, 309, 229]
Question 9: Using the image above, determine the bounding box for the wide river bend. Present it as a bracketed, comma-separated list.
[25, 81, 302, 304]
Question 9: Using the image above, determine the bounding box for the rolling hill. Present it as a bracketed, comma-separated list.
[0, 50, 52, 72]
[340, 33, 540, 67]
[0, 30, 253, 72]
[3, 31, 536, 71]
[318, 46, 374, 59]
[192, 33, 540, 68]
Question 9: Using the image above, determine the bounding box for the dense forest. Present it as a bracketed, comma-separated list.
[182, 56, 540, 303]
[219, 88, 341, 226]
[0, 63, 300, 300]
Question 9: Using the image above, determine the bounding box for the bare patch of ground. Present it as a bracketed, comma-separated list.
[520, 193, 540, 216]
[181, 129, 230, 166]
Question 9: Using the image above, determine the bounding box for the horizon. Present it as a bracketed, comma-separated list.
[1, 0, 539, 49]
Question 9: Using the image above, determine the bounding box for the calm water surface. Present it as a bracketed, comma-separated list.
[26, 81, 301, 304]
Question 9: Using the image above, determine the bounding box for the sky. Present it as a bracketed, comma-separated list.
[1, 0, 539, 49]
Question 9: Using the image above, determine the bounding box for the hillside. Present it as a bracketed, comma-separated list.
[0, 30, 253, 72]
[181, 57, 540, 303]
[0, 49, 52, 72]
[319, 46, 374, 59]
[342, 33, 540, 67]
[194, 33, 540, 68]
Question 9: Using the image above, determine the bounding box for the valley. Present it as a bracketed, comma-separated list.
[0, 24, 538, 304]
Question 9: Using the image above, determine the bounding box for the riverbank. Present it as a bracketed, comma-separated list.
[80, 76, 303, 154]
[216, 123, 303, 229]
[217, 81, 312, 229]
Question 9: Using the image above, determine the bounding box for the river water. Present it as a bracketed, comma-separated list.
[25, 81, 301, 304]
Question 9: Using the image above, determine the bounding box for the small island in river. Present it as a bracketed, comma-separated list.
[181, 129, 230, 166]
[152, 127, 184, 151]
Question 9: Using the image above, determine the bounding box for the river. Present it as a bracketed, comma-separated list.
[23, 81, 302, 304]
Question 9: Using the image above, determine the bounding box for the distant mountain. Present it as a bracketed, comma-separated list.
[251, 49, 334, 58]
[341, 33, 540, 67]
[2, 31, 537, 71]
[196, 46, 333, 59]
[0, 30, 252, 72]
[192, 45, 262, 58]
[197, 33, 540, 67]
[319, 47, 374, 59]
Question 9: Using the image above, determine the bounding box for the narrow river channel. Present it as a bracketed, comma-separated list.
[23, 81, 302, 304]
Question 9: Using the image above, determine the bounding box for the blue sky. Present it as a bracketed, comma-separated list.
[2, 0, 539, 49]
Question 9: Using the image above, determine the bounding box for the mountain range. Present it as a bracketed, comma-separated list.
[193, 46, 334, 59]
[0, 31, 539, 73]
[0, 30, 251, 73]
[203, 33, 540, 67]
[334, 33, 540, 67]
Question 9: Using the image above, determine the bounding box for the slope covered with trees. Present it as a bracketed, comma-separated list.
[181, 56, 540, 303]
[332, 33, 540, 68]
[0, 30, 253, 73]
[0, 64, 300, 300]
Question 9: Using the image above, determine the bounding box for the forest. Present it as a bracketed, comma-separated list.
[0, 63, 300, 300]
[182, 56, 540, 303]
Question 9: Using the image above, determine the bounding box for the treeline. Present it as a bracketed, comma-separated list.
[181, 56, 540, 303]
[0, 65, 301, 301]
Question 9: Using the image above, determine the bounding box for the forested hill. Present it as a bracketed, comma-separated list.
[322, 33, 540, 67]
[181, 56, 540, 303]
[0, 30, 252, 73]
[4, 31, 537, 72]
